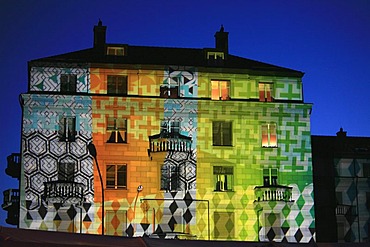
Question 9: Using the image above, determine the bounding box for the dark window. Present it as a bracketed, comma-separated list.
[60, 74, 77, 93]
[363, 163, 370, 177]
[107, 47, 125, 56]
[107, 118, 127, 143]
[160, 120, 180, 136]
[161, 164, 180, 191]
[106, 164, 127, 189]
[107, 75, 127, 95]
[213, 166, 233, 191]
[59, 117, 76, 142]
[263, 168, 278, 186]
[58, 162, 75, 182]
[213, 121, 232, 146]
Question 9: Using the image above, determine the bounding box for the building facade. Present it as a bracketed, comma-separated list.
[312, 129, 370, 243]
[3, 22, 315, 243]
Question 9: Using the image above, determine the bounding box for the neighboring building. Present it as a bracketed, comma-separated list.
[3, 21, 315, 243]
[312, 129, 370, 243]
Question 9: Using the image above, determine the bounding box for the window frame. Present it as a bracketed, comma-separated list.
[263, 168, 278, 186]
[107, 75, 128, 95]
[58, 116, 76, 142]
[60, 74, 77, 93]
[261, 123, 277, 148]
[106, 117, 127, 143]
[106, 164, 127, 189]
[259, 82, 274, 102]
[160, 164, 181, 192]
[211, 80, 230, 100]
[213, 166, 234, 192]
[106, 46, 125, 56]
[212, 121, 232, 146]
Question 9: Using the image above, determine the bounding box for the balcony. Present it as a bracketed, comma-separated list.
[2, 189, 20, 226]
[254, 185, 293, 202]
[336, 204, 357, 216]
[43, 181, 85, 205]
[148, 132, 192, 156]
[5, 153, 20, 179]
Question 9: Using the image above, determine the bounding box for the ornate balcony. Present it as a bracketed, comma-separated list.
[254, 185, 293, 202]
[2, 189, 20, 226]
[148, 131, 192, 156]
[5, 153, 20, 179]
[336, 204, 357, 216]
[43, 181, 85, 205]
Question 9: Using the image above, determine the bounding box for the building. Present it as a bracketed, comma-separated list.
[3, 21, 315, 243]
[312, 129, 370, 243]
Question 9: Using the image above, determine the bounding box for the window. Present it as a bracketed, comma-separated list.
[263, 168, 278, 186]
[160, 120, 180, 136]
[259, 82, 274, 102]
[262, 123, 277, 147]
[211, 80, 230, 100]
[160, 85, 179, 98]
[161, 164, 180, 191]
[106, 164, 127, 189]
[213, 166, 233, 191]
[207, 51, 225, 60]
[106, 118, 127, 143]
[107, 75, 127, 95]
[58, 162, 75, 182]
[58, 116, 76, 142]
[213, 121, 232, 146]
[60, 74, 77, 93]
[107, 46, 125, 56]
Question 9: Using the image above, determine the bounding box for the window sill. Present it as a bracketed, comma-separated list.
[213, 190, 234, 193]
[106, 187, 127, 190]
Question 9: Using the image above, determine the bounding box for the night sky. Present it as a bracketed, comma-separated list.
[1, 0, 370, 226]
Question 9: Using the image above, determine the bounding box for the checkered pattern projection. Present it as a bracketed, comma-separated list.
[335, 158, 370, 242]
[20, 64, 315, 242]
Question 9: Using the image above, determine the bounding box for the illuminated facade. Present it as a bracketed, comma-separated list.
[4, 21, 315, 243]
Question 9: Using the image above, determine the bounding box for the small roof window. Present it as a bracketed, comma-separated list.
[107, 46, 125, 56]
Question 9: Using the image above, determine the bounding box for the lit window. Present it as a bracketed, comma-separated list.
[59, 117, 76, 142]
[213, 166, 233, 191]
[263, 168, 278, 186]
[107, 46, 125, 56]
[107, 75, 127, 95]
[213, 121, 232, 146]
[262, 123, 277, 147]
[106, 164, 127, 189]
[211, 80, 230, 100]
[107, 118, 127, 143]
[58, 162, 75, 182]
[259, 82, 274, 102]
[207, 51, 225, 60]
[161, 164, 180, 191]
[60, 74, 77, 93]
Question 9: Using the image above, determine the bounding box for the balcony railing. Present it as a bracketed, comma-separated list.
[254, 185, 293, 202]
[43, 181, 85, 205]
[5, 153, 20, 179]
[2, 189, 20, 209]
[148, 132, 192, 155]
[336, 204, 357, 216]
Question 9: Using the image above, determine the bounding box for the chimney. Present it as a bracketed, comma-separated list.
[93, 20, 106, 52]
[336, 127, 347, 138]
[214, 25, 229, 54]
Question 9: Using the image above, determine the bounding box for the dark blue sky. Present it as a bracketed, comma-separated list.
[1, 0, 370, 226]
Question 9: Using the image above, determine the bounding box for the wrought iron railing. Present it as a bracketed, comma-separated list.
[254, 185, 293, 202]
[2, 189, 20, 209]
[5, 153, 20, 179]
[336, 204, 357, 216]
[148, 132, 192, 155]
[43, 181, 85, 205]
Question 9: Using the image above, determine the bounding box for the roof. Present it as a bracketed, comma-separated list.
[29, 45, 304, 77]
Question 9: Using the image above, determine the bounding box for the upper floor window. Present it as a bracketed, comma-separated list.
[58, 116, 76, 142]
[161, 164, 180, 192]
[207, 51, 225, 60]
[259, 82, 274, 102]
[160, 120, 180, 136]
[262, 123, 277, 148]
[106, 164, 127, 189]
[211, 80, 230, 100]
[213, 166, 233, 191]
[263, 168, 278, 186]
[60, 74, 77, 93]
[213, 121, 232, 146]
[106, 118, 127, 143]
[58, 162, 75, 182]
[107, 75, 127, 95]
[107, 46, 125, 56]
